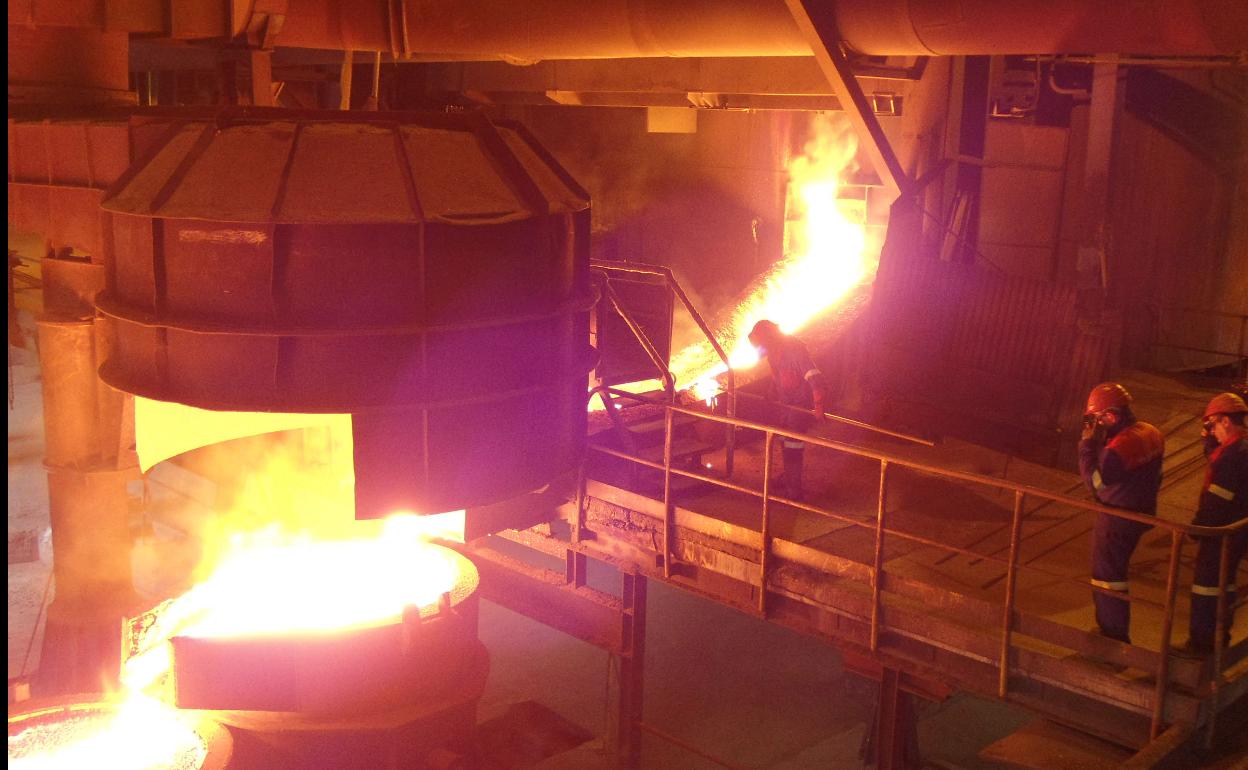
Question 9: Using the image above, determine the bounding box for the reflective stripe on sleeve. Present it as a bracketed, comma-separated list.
[804, 368, 822, 382]
[1092, 470, 1105, 490]
[1191, 584, 1222, 597]
[1090, 579, 1129, 592]
[1208, 484, 1235, 501]
[782, 440, 805, 450]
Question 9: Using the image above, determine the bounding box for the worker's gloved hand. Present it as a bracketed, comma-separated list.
[813, 402, 827, 422]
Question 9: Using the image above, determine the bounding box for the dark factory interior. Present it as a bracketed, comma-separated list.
[7, 1, 1248, 769]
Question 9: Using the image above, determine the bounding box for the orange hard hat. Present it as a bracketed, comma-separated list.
[1203, 392, 1248, 420]
[1085, 382, 1132, 415]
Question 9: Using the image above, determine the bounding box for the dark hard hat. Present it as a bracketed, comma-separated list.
[748, 319, 781, 345]
[1085, 382, 1132, 415]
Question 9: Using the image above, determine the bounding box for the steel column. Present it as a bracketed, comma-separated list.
[618, 571, 647, 769]
[868, 666, 917, 770]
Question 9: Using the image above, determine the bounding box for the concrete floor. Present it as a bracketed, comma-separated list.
[7, 310, 1239, 767]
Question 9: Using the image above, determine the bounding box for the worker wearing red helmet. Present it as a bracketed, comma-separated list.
[747, 320, 828, 502]
[1078, 382, 1165, 644]
[1185, 392, 1248, 654]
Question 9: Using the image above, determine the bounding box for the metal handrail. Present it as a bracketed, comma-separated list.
[735, 390, 935, 447]
[588, 401, 1248, 745]
[599, 278, 676, 401]
[590, 259, 738, 475]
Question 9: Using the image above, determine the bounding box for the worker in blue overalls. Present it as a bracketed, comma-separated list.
[1184, 391, 1248, 654]
[1078, 382, 1164, 644]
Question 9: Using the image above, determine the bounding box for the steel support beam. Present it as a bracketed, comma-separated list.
[862, 666, 919, 770]
[617, 571, 647, 769]
[1078, 56, 1119, 293]
[457, 543, 628, 654]
[783, 0, 912, 201]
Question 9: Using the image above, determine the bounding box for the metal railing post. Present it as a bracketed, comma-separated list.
[1204, 533, 1233, 750]
[662, 408, 675, 579]
[871, 460, 889, 651]
[725, 371, 737, 478]
[1151, 531, 1184, 739]
[758, 432, 775, 616]
[999, 490, 1024, 698]
[572, 459, 587, 544]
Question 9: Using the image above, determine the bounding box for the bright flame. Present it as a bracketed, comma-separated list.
[122, 438, 470, 694]
[671, 114, 875, 401]
[8, 692, 205, 770]
[123, 515, 466, 692]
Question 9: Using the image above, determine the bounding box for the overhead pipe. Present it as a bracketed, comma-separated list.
[10, 0, 1246, 64]
[267, 0, 1248, 59]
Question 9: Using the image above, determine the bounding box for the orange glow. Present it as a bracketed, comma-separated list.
[123, 438, 471, 693]
[674, 114, 874, 400]
[8, 692, 205, 770]
[123, 514, 468, 693]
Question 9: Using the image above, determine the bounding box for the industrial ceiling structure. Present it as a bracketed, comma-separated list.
[7, 1, 1248, 768]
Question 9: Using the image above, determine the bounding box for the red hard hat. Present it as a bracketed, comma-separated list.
[1203, 392, 1248, 420]
[1085, 382, 1132, 415]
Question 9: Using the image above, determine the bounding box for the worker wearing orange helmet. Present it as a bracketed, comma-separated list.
[1079, 382, 1165, 644]
[1185, 392, 1248, 654]
[747, 320, 828, 502]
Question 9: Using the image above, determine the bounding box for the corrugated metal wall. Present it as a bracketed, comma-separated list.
[868, 253, 1111, 463]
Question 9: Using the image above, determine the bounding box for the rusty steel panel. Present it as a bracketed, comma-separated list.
[8, 184, 52, 237]
[48, 187, 106, 255]
[871, 253, 1109, 438]
[41, 256, 105, 317]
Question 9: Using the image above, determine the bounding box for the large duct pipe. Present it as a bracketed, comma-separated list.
[270, 0, 1248, 58]
[831, 0, 1248, 56]
[8, 0, 1246, 58]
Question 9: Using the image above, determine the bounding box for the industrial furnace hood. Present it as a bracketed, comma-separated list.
[96, 109, 594, 518]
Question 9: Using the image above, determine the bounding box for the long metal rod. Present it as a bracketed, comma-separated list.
[999, 490, 1025, 698]
[659, 403, 1245, 539]
[662, 408, 675, 579]
[870, 460, 889, 651]
[736, 391, 935, 446]
[759, 432, 775, 616]
[1204, 533, 1232, 750]
[1151, 531, 1184, 739]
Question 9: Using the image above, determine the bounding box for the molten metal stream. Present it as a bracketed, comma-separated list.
[596, 115, 876, 406]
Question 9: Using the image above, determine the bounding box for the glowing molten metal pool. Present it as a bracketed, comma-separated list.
[7, 694, 228, 770]
[124, 515, 478, 703]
